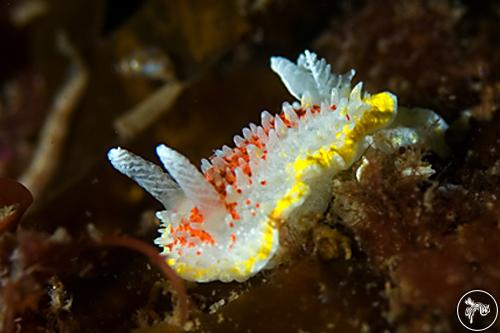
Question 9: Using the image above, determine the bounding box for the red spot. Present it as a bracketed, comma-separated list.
[345, 114, 350, 121]
[196, 250, 202, 256]
[330, 104, 337, 111]
[236, 188, 242, 194]
[260, 180, 267, 186]
[255, 203, 260, 208]
[229, 222, 234, 228]
[245, 199, 251, 205]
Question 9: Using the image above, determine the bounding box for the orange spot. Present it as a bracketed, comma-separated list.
[189, 207, 204, 223]
[295, 108, 306, 118]
[278, 112, 292, 127]
[189, 229, 215, 245]
[243, 163, 252, 177]
[312, 104, 321, 113]
[249, 135, 265, 149]
[178, 236, 187, 246]
[170, 219, 216, 247]
[226, 202, 237, 209]
[229, 233, 237, 249]
[226, 202, 240, 220]
[224, 170, 236, 184]
[205, 169, 227, 198]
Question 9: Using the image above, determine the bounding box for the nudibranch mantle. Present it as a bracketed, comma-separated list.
[108, 50, 446, 282]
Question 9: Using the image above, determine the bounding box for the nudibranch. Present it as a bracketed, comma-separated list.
[108, 50, 447, 282]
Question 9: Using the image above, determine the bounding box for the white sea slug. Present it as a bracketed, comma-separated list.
[108, 50, 447, 283]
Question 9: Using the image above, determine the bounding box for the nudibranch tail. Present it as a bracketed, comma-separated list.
[107, 147, 183, 209]
[108, 50, 448, 283]
[392, 107, 449, 157]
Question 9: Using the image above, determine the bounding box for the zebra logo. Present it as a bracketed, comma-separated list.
[465, 297, 490, 324]
[457, 290, 498, 331]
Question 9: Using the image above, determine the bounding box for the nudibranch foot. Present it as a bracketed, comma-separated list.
[108, 50, 448, 283]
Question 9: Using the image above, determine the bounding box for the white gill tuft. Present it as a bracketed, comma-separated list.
[242, 127, 252, 140]
[233, 135, 245, 147]
[261, 110, 273, 129]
